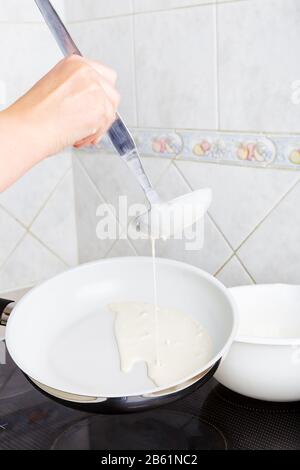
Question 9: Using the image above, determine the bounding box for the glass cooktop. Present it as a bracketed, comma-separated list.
[1, 347, 300, 450]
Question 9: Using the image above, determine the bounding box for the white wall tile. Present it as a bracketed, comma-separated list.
[65, 0, 132, 22]
[73, 159, 118, 263]
[133, 0, 213, 13]
[69, 16, 137, 126]
[0, 207, 26, 268]
[0, 152, 71, 227]
[134, 5, 217, 129]
[238, 182, 300, 284]
[0, 23, 62, 106]
[0, 233, 66, 292]
[154, 163, 232, 273]
[218, 0, 300, 133]
[176, 161, 299, 249]
[0, 0, 65, 23]
[77, 152, 170, 210]
[74, 152, 170, 261]
[158, 216, 232, 274]
[128, 215, 233, 274]
[106, 239, 137, 258]
[216, 255, 253, 287]
[0, 287, 31, 301]
[30, 170, 78, 266]
[155, 161, 191, 201]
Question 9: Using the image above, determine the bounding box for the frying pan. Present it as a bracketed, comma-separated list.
[0, 257, 237, 413]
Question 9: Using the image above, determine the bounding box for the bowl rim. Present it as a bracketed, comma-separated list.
[230, 284, 300, 346]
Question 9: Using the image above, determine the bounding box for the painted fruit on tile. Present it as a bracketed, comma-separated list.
[290, 149, 300, 165]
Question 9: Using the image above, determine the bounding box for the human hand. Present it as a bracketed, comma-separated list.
[7, 55, 120, 156]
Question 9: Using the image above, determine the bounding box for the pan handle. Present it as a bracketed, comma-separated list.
[0, 299, 15, 329]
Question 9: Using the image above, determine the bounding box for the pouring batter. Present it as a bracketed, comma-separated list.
[110, 190, 213, 387]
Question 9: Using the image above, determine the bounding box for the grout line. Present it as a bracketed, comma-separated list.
[0, 203, 27, 232]
[234, 252, 256, 283]
[74, 154, 127, 232]
[0, 158, 72, 232]
[56, 0, 249, 25]
[152, 160, 175, 188]
[207, 211, 256, 282]
[74, 151, 169, 259]
[171, 162, 243, 280]
[75, 156, 112, 204]
[103, 239, 119, 258]
[0, 164, 73, 273]
[165, 160, 193, 191]
[174, 157, 300, 283]
[235, 178, 300, 254]
[27, 166, 72, 232]
[101, 238, 119, 260]
[92, 147, 300, 173]
[0, 223, 69, 294]
[214, 254, 255, 284]
[28, 230, 69, 268]
[126, 239, 142, 257]
[173, 160, 235, 247]
[130, 0, 249, 17]
[105, 235, 139, 258]
[0, 0, 248, 26]
[177, 159, 300, 173]
[173, 159, 256, 283]
[130, 126, 300, 138]
[207, 212, 234, 248]
[0, 231, 27, 274]
[213, 253, 235, 277]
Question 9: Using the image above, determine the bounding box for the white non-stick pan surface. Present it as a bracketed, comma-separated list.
[5, 257, 236, 398]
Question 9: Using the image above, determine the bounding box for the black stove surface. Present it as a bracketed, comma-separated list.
[1, 349, 300, 450]
[52, 411, 227, 450]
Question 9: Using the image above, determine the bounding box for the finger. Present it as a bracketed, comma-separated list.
[86, 59, 118, 86]
[74, 134, 97, 148]
[99, 78, 120, 109]
[75, 132, 105, 148]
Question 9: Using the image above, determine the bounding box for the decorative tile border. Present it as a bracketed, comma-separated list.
[81, 129, 300, 170]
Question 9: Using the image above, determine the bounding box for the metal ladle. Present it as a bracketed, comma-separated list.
[34, 0, 161, 210]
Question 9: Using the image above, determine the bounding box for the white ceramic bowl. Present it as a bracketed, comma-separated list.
[215, 284, 300, 402]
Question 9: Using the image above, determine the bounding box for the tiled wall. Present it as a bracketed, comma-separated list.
[0, 0, 77, 294]
[1, 0, 300, 294]
[73, 0, 300, 287]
